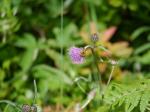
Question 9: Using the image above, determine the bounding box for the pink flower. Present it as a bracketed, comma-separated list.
[68, 47, 84, 64]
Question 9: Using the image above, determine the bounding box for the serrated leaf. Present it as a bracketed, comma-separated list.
[125, 92, 141, 112]
[104, 80, 150, 112]
[140, 90, 150, 112]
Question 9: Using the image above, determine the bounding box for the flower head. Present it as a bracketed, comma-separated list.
[69, 47, 85, 64]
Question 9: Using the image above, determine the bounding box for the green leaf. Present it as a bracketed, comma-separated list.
[15, 33, 37, 48]
[15, 34, 38, 71]
[137, 51, 150, 64]
[140, 90, 150, 112]
[0, 69, 5, 81]
[125, 91, 141, 112]
[134, 43, 150, 54]
[19, 49, 38, 72]
[32, 65, 72, 91]
[131, 27, 150, 40]
[104, 80, 150, 112]
[140, 91, 150, 112]
[109, 0, 124, 7]
[0, 100, 21, 112]
[53, 23, 82, 47]
[4, 104, 16, 112]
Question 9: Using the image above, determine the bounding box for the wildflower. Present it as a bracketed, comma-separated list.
[69, 47, 85, 64]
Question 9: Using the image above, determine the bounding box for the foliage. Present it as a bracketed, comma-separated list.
[105, 78, 150, 112]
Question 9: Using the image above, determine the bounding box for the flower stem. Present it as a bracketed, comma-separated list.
[84, 45, 103, 99]
[91, 47, 103, 94]
[106, 65, 115, 86]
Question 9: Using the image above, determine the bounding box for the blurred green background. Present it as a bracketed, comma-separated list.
[0, 0, 150, 111]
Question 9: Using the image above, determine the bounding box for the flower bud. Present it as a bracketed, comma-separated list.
[110, 60, 118, 65]
[22, 104, 31, 112]
[91, 33, 99, 42]
[31, 105, 37, 112]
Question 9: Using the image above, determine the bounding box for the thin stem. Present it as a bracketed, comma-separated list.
[81, 89, 96, 110]
[33, 79, 37, 105]
[103, 65, 115, 96]
[84, 45, 103, 94]
[60, 0, 64, 110]
[106, 65, 115, 86]
[74, 76, 91, 93]
[60, 0, 64, 67]
[91, 47, 103, 93]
